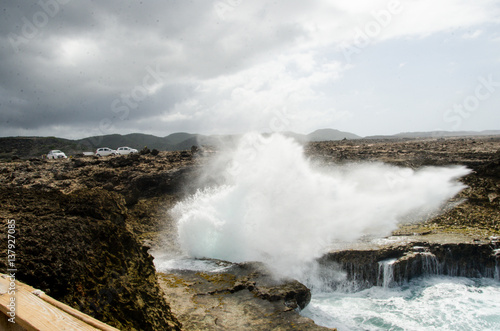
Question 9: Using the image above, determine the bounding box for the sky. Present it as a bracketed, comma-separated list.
[1, 0, 499, 139]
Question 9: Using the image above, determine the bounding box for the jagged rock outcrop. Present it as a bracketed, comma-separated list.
[0, 151, 197, 197]
[319, 240, 500, 290]
[0, 187, 181, 330]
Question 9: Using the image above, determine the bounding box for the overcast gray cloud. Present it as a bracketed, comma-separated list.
[1, 0, 499, 139]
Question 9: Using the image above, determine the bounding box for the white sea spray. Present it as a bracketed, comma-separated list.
[171, 133, 471, 281]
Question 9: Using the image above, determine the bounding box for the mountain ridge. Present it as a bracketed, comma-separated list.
[1, 129, 499, 159]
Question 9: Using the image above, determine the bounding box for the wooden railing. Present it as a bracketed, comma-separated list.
[0, 274, 119, 331]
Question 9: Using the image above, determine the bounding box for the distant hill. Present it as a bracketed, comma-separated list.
[1, 129, 499, 159]
[164, 132, 199, 145]
[366, 130, 500, 139]
[172, 134, 242, 150]
[281, 131, 308, 143]
[0, 132, 229, 159]
[170, 135, 203, 151]
[307, 128, 361, 141]
[395, 130, 500, 138]
[0, 136, 79, 159]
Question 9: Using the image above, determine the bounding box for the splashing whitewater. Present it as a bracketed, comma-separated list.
[171, 133, 471, 281]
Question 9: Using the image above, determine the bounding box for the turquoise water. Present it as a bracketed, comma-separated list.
[301, 276, 500, 331]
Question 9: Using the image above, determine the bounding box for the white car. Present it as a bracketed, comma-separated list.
[47, 150, 67, 159]
[116, 147, 138, 155]
[95, 147, 117, 157]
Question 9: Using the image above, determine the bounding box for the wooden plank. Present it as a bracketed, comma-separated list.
[0, 274, 119, 331]
[0, 311, 27, 331]
[33, 291, 119, 331]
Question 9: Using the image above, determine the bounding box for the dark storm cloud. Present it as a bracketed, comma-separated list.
[0, 0, 310, 138]
[1, 1, 498, 138]
[0, 1, 200, 135]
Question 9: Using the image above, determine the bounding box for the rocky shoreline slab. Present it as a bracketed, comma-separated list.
[157, 261, 330, 330]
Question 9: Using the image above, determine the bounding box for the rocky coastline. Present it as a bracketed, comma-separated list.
[0, 135, 499, 330]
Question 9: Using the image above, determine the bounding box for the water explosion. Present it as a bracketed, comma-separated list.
[172, 133, 471, 280]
